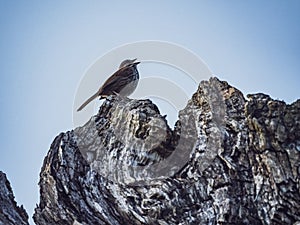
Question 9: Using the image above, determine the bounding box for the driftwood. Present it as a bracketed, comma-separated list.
[0, 171, 29, 225]
[1, 78, 299, 224]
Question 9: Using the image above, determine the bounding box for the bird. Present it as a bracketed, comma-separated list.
[77, 58, 140, 111]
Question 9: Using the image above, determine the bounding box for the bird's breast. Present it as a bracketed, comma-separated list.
[117, 66, 139, 96]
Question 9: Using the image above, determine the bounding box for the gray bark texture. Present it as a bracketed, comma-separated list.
[2, 77, 299, 225]
[0, 171, 29, 225]
[33, 77, 300, 225]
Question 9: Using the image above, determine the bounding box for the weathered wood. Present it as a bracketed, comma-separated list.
[4, 77, 297, 225]
[0, 171, 29, 225]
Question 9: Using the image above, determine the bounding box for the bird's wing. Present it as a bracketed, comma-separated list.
[99, 64, 137, 95]
[77, 62, 139, 111]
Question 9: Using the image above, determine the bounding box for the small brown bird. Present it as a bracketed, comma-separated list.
[77, 58, 140, 111]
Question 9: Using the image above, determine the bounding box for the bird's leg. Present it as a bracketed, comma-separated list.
[113, 91, 120, 96]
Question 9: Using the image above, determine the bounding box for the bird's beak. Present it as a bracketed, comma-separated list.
[132, 58, 140, 65]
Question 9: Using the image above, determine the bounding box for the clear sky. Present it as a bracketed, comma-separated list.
[0, 1, 299, 224]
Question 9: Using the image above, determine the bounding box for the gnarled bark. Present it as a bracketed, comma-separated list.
[0, 171, 29, 225]
[32, 77, 300, 225]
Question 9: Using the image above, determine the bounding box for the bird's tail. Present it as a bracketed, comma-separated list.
[77, 92, 99, 111]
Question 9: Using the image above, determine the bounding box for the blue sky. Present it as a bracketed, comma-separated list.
[0, 1, 299, 223]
